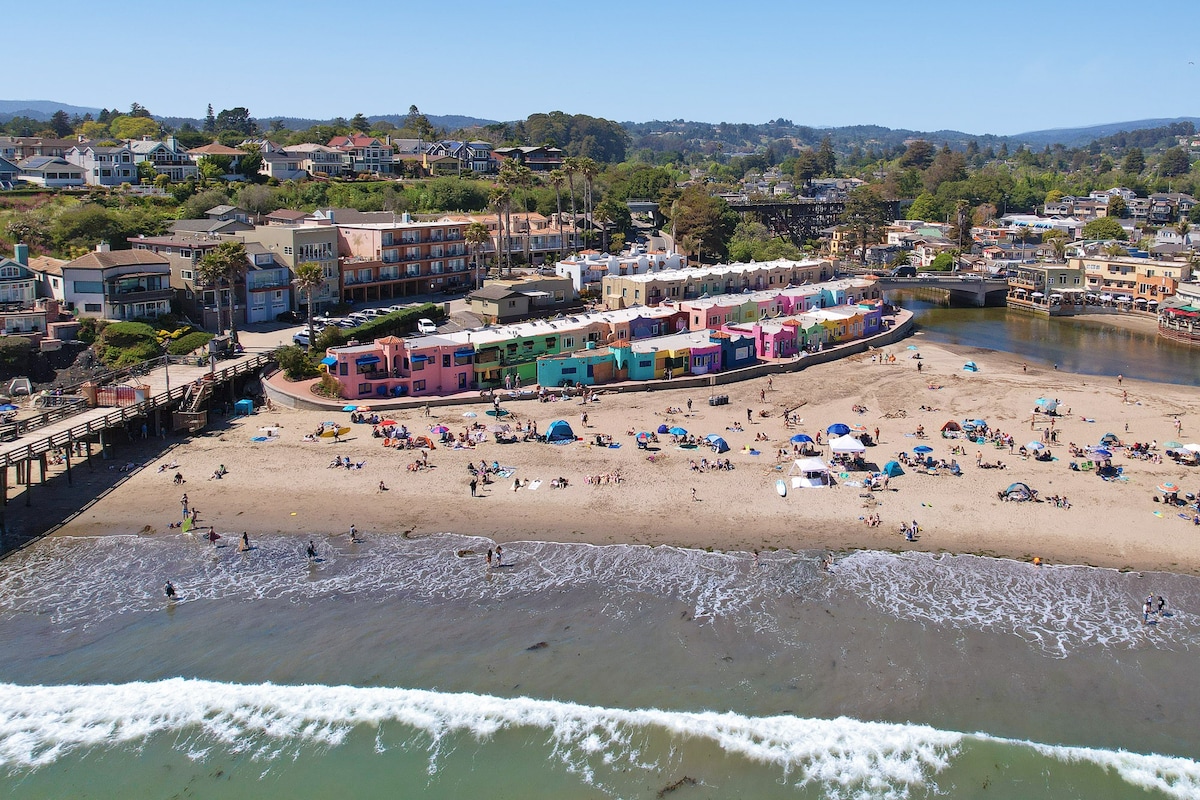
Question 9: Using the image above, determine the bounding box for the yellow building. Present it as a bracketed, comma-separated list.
[601, 259, 832, 310]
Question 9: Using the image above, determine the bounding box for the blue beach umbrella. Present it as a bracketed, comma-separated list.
[637, 431, 652, 441]
[1026, 441, 1045, 451]
[669, 427, 688, 436]
[342, 404, 358, 412]
[790, 433, 813, 443]
[906, 345, 919, 350]
[1090, 447, 1112, 459]
[913, 445, 933, 454]
[0, 404, 17, 412]
[827, 423, 850, 436]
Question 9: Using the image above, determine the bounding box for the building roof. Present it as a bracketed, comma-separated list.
[266, 209, 309, 222]
[25, 255, 65, 276]
[66, 249, 170, 270]
[188, 143, 245, 156]
[469, 284, 523, 301]
[18, 156, 82, 171]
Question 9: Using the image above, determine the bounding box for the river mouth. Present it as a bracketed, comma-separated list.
[887, 291, 1200, 387]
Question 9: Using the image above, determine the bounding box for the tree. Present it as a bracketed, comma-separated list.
[405, 105, 435, 143]
[815, 136, 837, 176]
[838, 186, 892, 263]
[547, 169, 567, 259]
[1082, 216, 1128, 241]
[350, 113, 371, 133]
[79, 120, 109, 140]
[899, 140, 935, 169]
[204, 104, 216, 133]
[1159, 146, 1192, 177]
[907, 192, 938, 222]
[489, 185, 511, 275]
[49, 110, 72, 138]
[577, 157, 600, 245]
[1014, 226, 1040, 260]
[563, 157, 581, 252]
[1122, 148, 1145, 175]
[792, 150, 820, 193]
[1107, 196, 1128, 219]
[669, 185, 738, 263]
[109, 115, 159, 141]
[594, 196, 630, 252]
[198, 241, 248, 344]
[293, 261, 325, 349]
[215, 107, 255, 136]
[929, 251, 955, 271]
[1190, 204, 1200, 224]
[464, 222, 491, 289]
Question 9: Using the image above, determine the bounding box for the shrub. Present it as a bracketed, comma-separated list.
[100, 321, 159, 348]
[314, 372, 343, 398]
[315, 326, 349, 352]
[350, 303, 446, 340]
[0, 337, 34, 374]
[168, 331, 213, 355]
[275, 344, 320, 380]
[109, 341, 162, 368]
[77, 318, 106, 345]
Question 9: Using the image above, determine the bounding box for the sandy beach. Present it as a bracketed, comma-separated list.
[48, 338, 1200, 573]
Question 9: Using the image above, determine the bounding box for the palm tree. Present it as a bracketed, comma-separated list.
[464, 221, 490, 289]
[578, 158, 600, 248]
[1049, 237, 1067, 263]
[488, 184, 511, 276]
[293, 261, 325, 350]
[1177, 220, 1191, 247]
[563, 157, 581, 253]
[1016, 227, 1040, 261]
[547, 168, 566, 260]
[212, 241, 248, 346]
[195, 252, 226, 336]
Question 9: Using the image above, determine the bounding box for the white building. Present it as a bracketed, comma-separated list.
[554, 246, 686, 292]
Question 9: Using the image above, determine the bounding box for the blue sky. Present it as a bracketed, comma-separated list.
[13, 0, 1199, 135]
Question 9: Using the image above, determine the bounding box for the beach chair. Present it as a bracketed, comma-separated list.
[1079, 460, 1093, 471]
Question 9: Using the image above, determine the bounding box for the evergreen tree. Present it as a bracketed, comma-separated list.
[204, 104, 216, 133]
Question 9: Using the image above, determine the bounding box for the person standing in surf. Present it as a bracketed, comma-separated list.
[164, 580, 176, 600]
[306, 541, 317, 560]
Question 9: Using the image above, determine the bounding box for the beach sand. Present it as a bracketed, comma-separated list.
[51, 340, 1200, 573]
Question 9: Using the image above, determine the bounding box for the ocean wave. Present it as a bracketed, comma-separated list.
[0, 534, 823, 632]
[829, 551, 1200, 658]
[1, 679, 1197, 800]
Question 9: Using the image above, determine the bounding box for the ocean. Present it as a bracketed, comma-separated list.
[1, 533, 1199, 799]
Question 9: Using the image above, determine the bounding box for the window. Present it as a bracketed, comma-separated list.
[358, 383, 371, 394]
[84, 303, 101, 312]
[340, 363, 348, 376]
[442, 355, 451, 367]
[544, 337, 556, 348]
[412, 359, 424, 371]
[562, 367, 577, 375]
[181, 269, 194, 281]
[413, 380, 426, 391]
[563, 337, 574, 348]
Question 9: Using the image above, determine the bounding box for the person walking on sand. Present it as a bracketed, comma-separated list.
[349, 524, 359, 543]
[686, 398, 693, 412]
[760, 388, 766, 402]
[180, 493, 189, 513]
[874, 427, 880, 444]
[747, 408, 753, 423]
[692, 487, 698, 502]
[470, 477, 478, 497]
[239, 532, 250, 552]
[767, 376, 773, 391]
[1117, 374, 1123, 386]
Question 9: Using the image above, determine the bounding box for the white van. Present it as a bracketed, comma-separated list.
[416, 318, 437, 335]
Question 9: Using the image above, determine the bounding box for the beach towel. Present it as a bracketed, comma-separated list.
[529, 480, 542, 490]
[608, 443, 621, 449]
[250, 436, 268, 442]
[495, 467, 516, 479]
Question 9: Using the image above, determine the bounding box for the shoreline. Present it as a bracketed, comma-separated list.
[40, 336, 1200, 576]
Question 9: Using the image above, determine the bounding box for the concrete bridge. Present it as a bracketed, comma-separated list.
[870, 274, 1009, 306]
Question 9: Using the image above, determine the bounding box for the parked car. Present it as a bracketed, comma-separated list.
[276, 310, 305, 323]
[347, 312, 372, 325]
[360, 308, 387, 319]
[890, 266, 916, 277]
[387, 304, 410, 314]
[416, 318, 438, 335]
[292, 332, 310, 347]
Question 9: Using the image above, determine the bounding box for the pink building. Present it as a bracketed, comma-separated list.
[322, 335, 475, 400]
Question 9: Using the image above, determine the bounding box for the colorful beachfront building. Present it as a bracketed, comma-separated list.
[601, 259, 833, 310]
[319, 278, 885, 399]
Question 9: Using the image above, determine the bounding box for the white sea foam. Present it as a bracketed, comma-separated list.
[829, 550, 1200, 658]
[0, 534, 823, 632]
[1, 679, 1198, 799]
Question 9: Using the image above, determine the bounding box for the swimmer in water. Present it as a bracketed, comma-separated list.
[306, 540, 317, 560]
[164, 580, 176, 600]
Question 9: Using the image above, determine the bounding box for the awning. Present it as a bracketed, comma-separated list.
[454, 349, 474, 357]
[320, 356, 337, 366]
[411, 354, 429, 362]
[355, 355, 381, 365]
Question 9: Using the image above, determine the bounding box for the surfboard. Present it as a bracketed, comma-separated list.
[776, 479, 787, 498]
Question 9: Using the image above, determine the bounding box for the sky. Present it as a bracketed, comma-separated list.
[11, 0, 1200, 136]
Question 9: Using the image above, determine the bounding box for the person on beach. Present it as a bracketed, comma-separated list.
[174, 472, 185, 485]
[180, 493, 189, 513]
[1143, 597, 1153, 624]
[486, 548, 493, 568]
[164, 580, 176, 600]
[349, 524, 360, 543]
[239, 532, 250, 552]
[379, 480, 389, 492]
[495, 545, 503, 566]
[306, 540, 317, 560]
[747, 408, 753, 423]
[1158, 596, 1167, 616]
[470, 477, 478, 497]
[686, 398, 693, 412]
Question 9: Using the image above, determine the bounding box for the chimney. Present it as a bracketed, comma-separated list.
[96, 242, 111, 253]
[13, 243, 28, 266]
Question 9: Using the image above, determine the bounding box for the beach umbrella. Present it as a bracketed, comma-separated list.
[342, 404, 358, 412]
[637, 431, 652, 441]
[849, 424, 868, 434]
[906, 345, 919, 350]
[356, 406, 372, 412]
[1026, 441, 1045, 451]
[1090, 448, 1113, 459]
[1164, 441, 1183, 450]
[0, 403, 17, 412]
[380, 419, 397, 426]
[790, 433, 813, 443]
[1035, 397, 1053, 407]
[430, 425, 449, 433]
[463, 412, 477, 418]
[669, 427, 688, 436]
[827, 423, 850, 436]
[1158, 482, 1180, 494]
[1184, 443, 1200, 453]
[913, 444, 933, 454]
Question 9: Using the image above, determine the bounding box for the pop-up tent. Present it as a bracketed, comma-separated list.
[706, 435, 730, 453]
[940, 420, 961, 432]
[789, 457, 832, 488]
[1000, 482, 1036, 501]
[828, 434, 866, 453]
[545, 419, 575, 443]
[881, 460, 904, 477]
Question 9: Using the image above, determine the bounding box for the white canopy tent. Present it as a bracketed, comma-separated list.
[788, 457, 832, 489]
[828, 434, 866, 454]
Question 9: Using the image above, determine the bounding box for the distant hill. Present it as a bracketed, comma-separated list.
[0, 99, 102, 121]
[252, 114, 499, 132]
[1013, 118, 1200, 147]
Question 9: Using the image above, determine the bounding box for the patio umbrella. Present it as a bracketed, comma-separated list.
[669, 427, 688, 436]
[790, 433, 813, 443]
[430, 425, 450, 433]
[1164, 441, 1183, 450]
[342, 405, 358, 412]
[1026, 441, 1045, 451]
[1090, 448, 1113, 459]
[827, 423, 850, 436]
[913, 445, 933, 454]
[1158, 482, 1181, 494]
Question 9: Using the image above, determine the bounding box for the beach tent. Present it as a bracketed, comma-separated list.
[881, 460, 904, 477]
[828, 434, 866, 453]
[826, 423, 851, 436]
[940, 420, 961, 432]
[545, 419, 575, 442]
[1100, 432, 1121, 445]
[708, 436, 730, 454]
[789, 457, 832, 489]
[963, 361, 979, 372]
[1001, 482, 1035, 501]
[657, 424, 670, 434]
